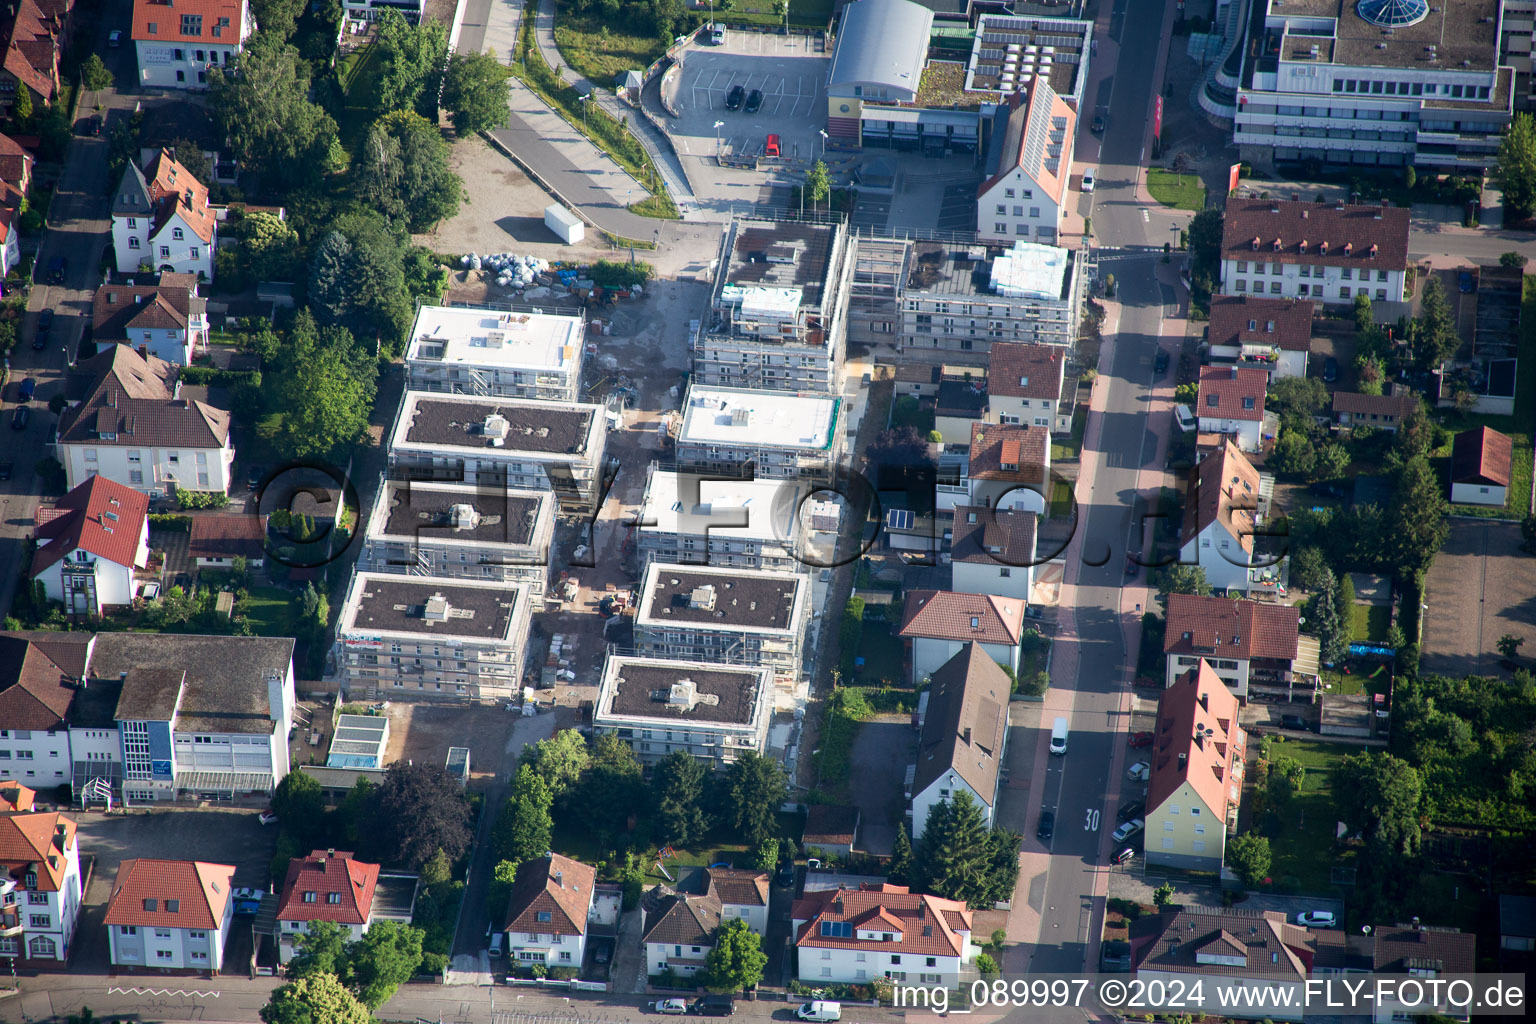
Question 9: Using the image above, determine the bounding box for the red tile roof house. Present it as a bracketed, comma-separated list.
[986, 342, 1071, 434]
[641, 866, 770, 977]
[104, 858, 234, 973]
[92, 273, 209, 366]
[792, 883, 976, 987]
[0, 810, 82, 968]
[110, 148, 216, 278]
[188, 513, 267, 568]
[1205, 294, 1315, 381]
[0, 0, 72, 114]
[965, 421, 1051, 512]
[1450, 425, 1513, 507]
[275, 849, 414, 963]
[0, 133, 34, 276]
[950, 504, 1037, 604]
[30, 475, 151, 617]
[1196, 365, 1268, 453]
[499, 854, 596, 969]
[899, 589, 1024, 686]
[976, 76, 1076, 245]
[1330, 388, 1419, 433]
[0, 633, 86, 789]
[1218, 197, 1411, 306]
[130, 0, 254, 91]
[910, 643, 1011, 840]
[1164, 594, 1320, 704]
[1178, 441, 1274, 596]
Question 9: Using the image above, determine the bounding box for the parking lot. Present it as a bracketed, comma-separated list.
[1422, 519, 1536, 677]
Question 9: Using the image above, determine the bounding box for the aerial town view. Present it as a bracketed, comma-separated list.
[3, 0, 1536, 1022]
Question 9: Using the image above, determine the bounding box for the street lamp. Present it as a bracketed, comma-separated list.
[714, 119, 725, 156]
[819, 129, 828, 157]
[579, 92, 590, 132]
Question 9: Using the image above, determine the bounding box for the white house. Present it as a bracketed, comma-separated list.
[104, 858, 235, 973]
[499, 854, 595, 968]
[1195, 366, 1267, 453]
[792, 884, 974, 986]
[341, 0, 424, 23]
[949, 505, 1036, 603]
[632, 564, 811, 681]
[986, 342, 1071, 432]
[57, 346, 235, 499]
[1370, 924, 1478, 1023]
[1164, 594, 1320, 704]
[1451, 426, 1513, 507]
[92, 274, 208, 366]
[1219, 198, 1410, 305]
[0, 812, 82, 968]
[1177, 441, 1270, 596]
[1133, 908, 1313, 1021]
[644, 892, 720, 977]
[132, 0, 255, 91]
[1204, 294, 1313, 380]
[910, 644, 1011, 840]
[276, 850, 405, 964]
[966, 422, 1051, 513]
[31, 476, 151, 616]
[976, 77, 1075, 244]
[0, 632, 84, 790]
[593, 656, 774, 769]
[110, 149, 217, 277]
[634, 468, 812, 574]
[703, 867, 770, 935]
[674, 385, 844, 482]
[899, 590, 1024, 685]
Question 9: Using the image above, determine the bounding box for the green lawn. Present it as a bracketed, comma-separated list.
[1146, 169, 1207, 212]
[706, 0, 835, 28]
[244, 586, 295, 637]
[1051, 403, 1087, 461]
[336, 43, 385, 161]
[552, 14, 666, 86]
[1251, 738, 1355, 894]
[1434, 412, 1533, 521]
[1348, 603, 1391, 643]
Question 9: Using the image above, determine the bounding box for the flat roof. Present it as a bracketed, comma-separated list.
[638, 564, 804, 632]
[639, 471, 804, 544]
[373, 479, 549, 548]
[405, 305, 582, 373]
[718, 221, 839, 311]
[392, 392, 599, 456]
[969, 12, 1092, 102]
[340, 573, 523, 643]
[906, 241, 1074, 302]
[599, 657, 769, 726]
[678, 387, 839, 451]
[1263, 0, 1498, 74]
[990, 242, 1071, 299]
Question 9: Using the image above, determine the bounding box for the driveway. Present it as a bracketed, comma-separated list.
[1421, 519, 1536, 677]
[846, 716, 914, 857]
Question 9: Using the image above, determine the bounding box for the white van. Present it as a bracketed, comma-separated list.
[797, 1002, 842, 1023]
[1050, 717, 1069, 755]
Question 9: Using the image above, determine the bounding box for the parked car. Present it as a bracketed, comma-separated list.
[1281, 714, 1308, 731]
[744, 89, 763, 114]
[33, 308, 52, 349]
[1128, 731, 1154, 748]
[1111, 818, 1145, 843]
[1126, 761, 1150, 782]
[108, 29, 122, 47]
[1081, 168, 1096, 192]
[726, 85, 745, 110]
[234, 897, 262, 915]
[1322, 356, 1339, 383]
[83, 115, 102, 137]
[46, 256, 65, 284]
[1090, 113, 1106, 134]
[775, 860, 795, 887]
[1037, 809, 1054, 841]
[1124, 554, 1139, 577]
[17, 377, 37, 402]
[1117, 799, 1145, 822]
[489, 932, 505, 957]
[258, 811, 279, 825]
[1459, 271, 1475, 293]
[1154, 349, 1170, 374]
[0, 462, 11, 481]
[764, 133, 780, 158]
[248, 465, 267, 491]
[691, 995, 735, 1017]
[651, 1000, 689, 1016]
[1296, 910, 1337, 927]
[1113, 847, 1136, 865]
[232, 887, 264, 902]
[594, 944, 611, 964]
[796, 1002, 841, 1023]
[707, 24, 724, 45]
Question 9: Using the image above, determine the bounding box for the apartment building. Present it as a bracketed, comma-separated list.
[986, 341, 1072, 432]
[0, 811, 81, 968]
[791, 884, 975, 986]
[977, 77, 1075, 244]
[131, 0, 254, 91]
[674, 385, 844, 482]
[359, 479, 555, 604]
[1232, 1, 1512, 171]
[386, 392, 608, 511]
[335, 573, 531, 701]
[1219, 197, 1411, 305]
[633, 564, 810, 680]
[592, 655, 773, 769]
[403, 304, 584, 403]
[1204, 294, 1314, 380]
[900, 242, 1083, 357]
[104, 858, 235, 973]
[696, 220, 855, 394]
[910, 644, 1011, 840]
[1164, 594, 1321, 703]
[634, 468, 811, 573]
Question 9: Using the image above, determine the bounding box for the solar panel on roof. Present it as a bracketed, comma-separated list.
[885, 509, 915, 531]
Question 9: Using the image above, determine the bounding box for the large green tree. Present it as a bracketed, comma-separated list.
[210, 34, 340, 193]
[272, 771, 326, 849]
[366, 761, 473, 869]
[1225, 832, 1272, 888]
[1495, 112, 1536, 223]
[913, 791, 995, 906]
[353, 110, 464, 232]
[346, 919, 424, 1008]
[260, 973, 372, 1024]
[375, 10, 449, 117]
[269, 310, 377, 461]
[1187, 207, 1223, 284]
[442, 50, 511, 135]
[1267, 376, 1330, 436]
[1311, 567, 1347, 665]
[725, 752, 787, 847]
[288, 920, 350, 979]
[80, 54, 114, 92]
[566, 733, 646, 844]
[522, 729, 589, 798]
[651, 750, 710, 846]
[1159, 564, 1210, 600]
[491, 765, 554, 869]
[1410, 275, 1460, 370]
[236, 211, 303, 284]
[1335, 752, 1424, 856]
[252, 0, 307, 40]
[1385, 455, 1449, 578]
[704, 918, 767, 993]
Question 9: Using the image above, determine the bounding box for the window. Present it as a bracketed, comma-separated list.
[156, 950, 174, 960]
[303, 891, 317, 903]
[172, 227, 184, 241]
[1235, 280, 1247, 292]
[1163, 821, 1175, 832]
[28, 892, 48, 905]
[1206, 395, 1219, 408]
[820, 968, 832, 977]
[1270, 282, 1282, 294]
[28, 936, 55, 959]
[29, 914, 50, 928]
[1012, 206, 1022, 217]
[1005, 188, 1015, 198]
[159, 246, 171, 257]
[1029, 207, 1040, 218]
[190, 247, 199, 260]
[994, 223, 1008, 234]
[192, 951, 208, 961]
[194, 50, 204, 63]
[537, 911, 552, 923]
[155, 929, 172, 939]
[1339, 286, 1350, 298]
[995, 204, 1006, 214]
[148, 22, 158, 34]
[1377, 270, 1388, 282]
[119, 925, 138, 936]
[890, 955, 902, 964]
[327, 893, 341, 904]
[1236, 261, 1247, 273]
[128, 237, 140, 250]
[174, 49, 184, 61]
[182, 14, 203, 35]
[189, 930, 206, 939]
[1342, 268, 1352, 280]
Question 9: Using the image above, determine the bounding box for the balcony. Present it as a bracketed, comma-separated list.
[1, 907, 22, 937]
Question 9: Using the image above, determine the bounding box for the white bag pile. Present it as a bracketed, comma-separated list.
[460, 253, 553, 290]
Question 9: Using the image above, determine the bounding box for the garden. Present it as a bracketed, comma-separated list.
[1244, 735, 1357, 895]
[1145, 169, 1206, 212]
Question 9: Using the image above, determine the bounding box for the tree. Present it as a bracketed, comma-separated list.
[1311, 568, 1347, 665]
[888, 824, 913, 885]
[366, 761, 473, 869]
[704, 918, 767, 993]
[725, 752, 787, 847]
[1311, 442, 1350, 482]
[374, 10, 449, 117]
[1385, 456, 1449, 579]
[1267, 755, 1306, 806]
[1187, 208, 1223, 282]
[651, 750, 709, 846]
[1353, 293, 1375, 333]
[1501, 251, 1529, 268]
[236, 211, 303, 284]
[1494, 112, 1536, 223]
[346, 919, 425, 1008]
[252, 0, 307, 40]
[566, 733, 646, 843]
[442, 50, 511, 135]
[491, 765, 553, 868]
[1402, 165, 1416, 190]
[1152, 882, 1175, 910]
[752, 837, 779, 873]
[805, 159, 831, 206]
[272, 771, 325, 847]
[80, 54, 113, 91]
[1498, 634, 1525, 660]
[353, 110, 464, 232]
[1267, 376, 1330, 434]
[1290, 546, 1331, 593]
[973, 953, 999, 975]
[1225, 832, 1272, 888]
[13, 83, 33, 127]
[914, 791, 993, 906]
[211, 35, 341, 193]
[269, 310, 377, 461]
[261, 973, 372, 1024]
[288, 920, 350, 979]
[1267, 430, 1316, 478]
[1335, 752, 1423, 856]
[419, 848, 451, 888]
[522, 729, 589, 797]
[1160, 564, 1210, 599]
[1410, 275, 1460, 370]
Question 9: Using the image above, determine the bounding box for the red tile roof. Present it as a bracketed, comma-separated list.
[59, 345, 231, 450]
[1197, 365, 1267, 422]
[1206, 294, 1316, 353]
[1148, 661, 1245, 819]
[189, 514, 268, 560]
[131, 0, 248, 46]
[143, 148, 215, 245]
[1371, 923, 1476, 973]
[643, 892, 721, 947]
[104, 858, 235, 929]
[0, 812, 78, 892]
[802, 804, 859, 846]
[277, 850, 380, 926]
[987, 343, 1065, 401]
[900, 590, 1024, 646]
[980, 77, 1073, 206]
[1331, 390, 1418, 420]
[1451, 426, 1512, 487]
[1, 0, 68, 104]
[92, 277, 205, 345]
[31, 475, 150, 576]
[913, 643, 1010, 808]
[950, 505, 1037, 565]
[793, 885, 972, 956]
[1221, 198, 1411, 271]
[501, 854, 594, 936]
[968, 422, 1050, 481]
[0, 635, 76, 730]
[0, 133, 35, 186]
[0, 781, 37, 812]
[1164, 594, 1300, 661]
[704, 867, 769, 908]
[1180, 442, 1260, 556]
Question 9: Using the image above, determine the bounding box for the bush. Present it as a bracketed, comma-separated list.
[548, 966, 578, 980]
[176, 491, 231, 510]
[419, 951, 448, 975]
[589, 259, 653, 289]
[147, 514, 193, 531]
[837, 596, 865, 678]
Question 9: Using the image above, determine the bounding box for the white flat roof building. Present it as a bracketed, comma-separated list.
[593, 655, 774, 768]
[404, 305, 584, 402]
[989, 242, 1070, 299]
[675, 386, 843, 481]
[636, 467, 810, 573]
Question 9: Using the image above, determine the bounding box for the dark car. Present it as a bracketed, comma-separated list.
[1459, 271, 1475, 293]
[83, 115, 102, 137]
[1036, 809, 1054, 842]
[1128, 731, 1154, 748]
[1125, 554, 1140, 577]
[1154, 349, 1170, 374]
[1281, 714, 1308, 731]
[1322, 356, 1339, 383]
[1117, 799, 1145, 822]
[33, 308, 53, 349]
[726, 85, 745, 111]
[0, 461, 12, 481]
[775, 860, 795, 888]
[45, 256, 65, 284]
[10, 406, 29, 431]
[744, 88, 763, 114]
[692, 995, 736, 1017]
[17, 377, 36, 402]
[1091, 113, 1106, 134]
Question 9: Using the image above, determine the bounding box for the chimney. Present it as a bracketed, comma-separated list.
[1291, 192, 1300, 202]
[555, 870, 564, 888]
[962, 727, 972, 744]
[1269, 201, 1280, 214]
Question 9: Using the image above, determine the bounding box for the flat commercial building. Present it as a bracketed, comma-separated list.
[1232, 1, 1513, 171]
[901, 241, 1082, 355]
[675, 386, 843, 482]
[404, 304, 584, 403]
[386, 392, 608, 511]
[634, 563, 810, 680]
[696, 221, 855, 394]
[635, 468, 813, 573]
[335, 573, 532, 701]
[360, 479, 555, 604]
[593, 656, 773, 768]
